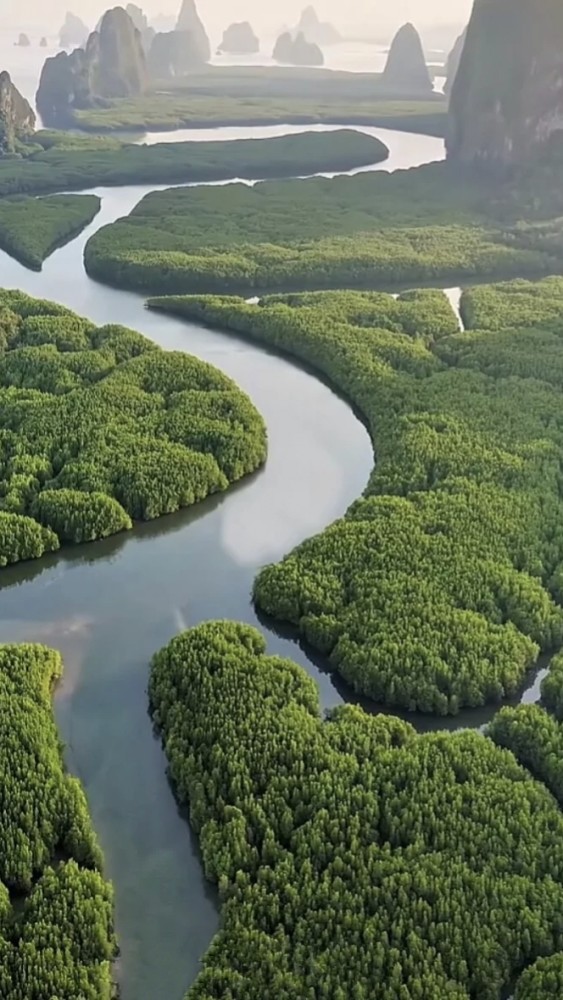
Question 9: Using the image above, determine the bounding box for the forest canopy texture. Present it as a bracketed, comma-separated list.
[0, 642, 114, 998]
[149, 278, 563, 714]
[150, 620, 563, 1000]
[0, 290, 266, 568]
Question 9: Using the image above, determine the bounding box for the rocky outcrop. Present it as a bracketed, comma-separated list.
[175, 0, 210, 62]
[218, 22, 259, 55]
[444, 28, 466, 97]
[273, 31, 323, 66]
[148, 30, 206, 77]
[40, 37, 48, 48]
[37, 7, 147, 126]
[295, 6, 341, 45]
[59, 12, 89, 49]
[16, 34, 30, 47]
[0, 71, 35, 152]
[126, 4, 155, 52]
[382, 23, 432, 94]
[448, 0, 563, 168]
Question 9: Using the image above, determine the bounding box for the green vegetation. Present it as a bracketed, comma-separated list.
[0, 194, 100, 269]
[0, 289, 266, 568]
[86, 162, 563, 295]
[148, 279, 563, 714]
[68, 66, 445, 132]
[0, 641, 114, 997]
[150, 620, 563, 1000]
[74, 95, 447, 134]
[515, 955, 563, 998]
[0, 129, 388, 198]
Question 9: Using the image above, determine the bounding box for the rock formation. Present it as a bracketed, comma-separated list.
[0, 71, 35, 153]
[218, 22, 259, 55]
[37, 7, 147, 126]
[448, 0, 563, 168]
[16, 34, 31, 47]
[148, 30, 206, 77]
[175, 0, 210, 62]
[295, 6, 341, 45]
[59, 12, 89, 49]
[273, 31, 323, 66]
[40, 37, 48, 48]
[126, 3, 155, 52]
[444, 28, 466, 97]
[382, 23, 432, 94]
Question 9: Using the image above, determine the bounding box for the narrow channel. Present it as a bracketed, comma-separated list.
[0, 125, 445, 999]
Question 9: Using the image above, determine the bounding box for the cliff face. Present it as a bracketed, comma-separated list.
[219, 22, 259, 55]
[175, 0, 210, 61]
[148, 30, 206, 77]
[382, 23, 433, 95]
[89, 7, 147, 99]
[37, 6, 147, 125]
[444, 28, 466, 97]
[448, 0, 563, 168]
[0, 71, 35, 152]
[125, 4, 155, 52]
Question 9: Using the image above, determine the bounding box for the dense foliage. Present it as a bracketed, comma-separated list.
[0, 129, 388, 198]
[515, 954, 563, 998]
[0, 194, 100, 269]
[84, 165, 562, 295]
[149, 282, 563, 713]
[0, 289, 266, 567]
[150, 620, 563, 1000]
[0, 642, 114, 997]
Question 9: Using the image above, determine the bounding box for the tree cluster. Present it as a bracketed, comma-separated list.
[149, 620, 563, 999]
[0, 642, 114, 998]
[149, 282, 563, 713]
[0, 290, 266, 568]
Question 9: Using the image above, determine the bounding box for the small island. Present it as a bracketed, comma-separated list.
[218, 21, 259, 55]
[273, 31, 324, 67]
[15, 32, 30, 47]
[295, 5, 341, 45]
[59, 10, 89, 48]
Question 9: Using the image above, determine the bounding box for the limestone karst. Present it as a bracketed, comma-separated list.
[448, 0, 563, 167]
[382, 23, 433, 94]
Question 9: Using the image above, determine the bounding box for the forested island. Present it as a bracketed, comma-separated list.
[148, 277, 563, 714]
[84, 160, 563, 295]
[0, 194, 100, 268]
[0, 128, 388, 197]
[149, 619, 563, 998]
[0, 290, 265, 568]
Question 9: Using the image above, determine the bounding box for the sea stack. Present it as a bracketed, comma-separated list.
[219, 22, 259, 55]
[448, 0, 563, 168]
[175, 0, 210, 62]
[382, 23, 433, 94]
[59, 12, 89, 48]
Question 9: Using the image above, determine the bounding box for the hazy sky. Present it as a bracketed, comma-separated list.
[1, 0, 473, 34]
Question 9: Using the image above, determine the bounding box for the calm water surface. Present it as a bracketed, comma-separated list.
[0, 124, 516, 998]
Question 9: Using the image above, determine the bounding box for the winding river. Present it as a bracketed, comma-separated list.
[0, 124, 533, 999]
